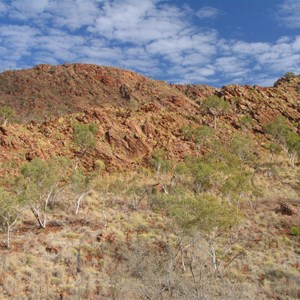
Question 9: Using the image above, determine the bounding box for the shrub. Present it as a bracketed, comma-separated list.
[0, 105, 15, 125]
[201, 95, 230, 129]
[230, 133, 256, 165]
[150, 149, 173, 174]
[238, 115, 253, 130]
[94, 160, 106, 172]
[265, 116, 300, 167]
[180, 125, 213, 156]
[0, 187, 25, 248]
[20, 157, 69, 228]
[73, 123, 98, 154]
[283, 72, 296, 79]
[290, 226, 300, 236]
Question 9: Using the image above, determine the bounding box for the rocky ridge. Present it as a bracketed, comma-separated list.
[0, 64, 299, 173]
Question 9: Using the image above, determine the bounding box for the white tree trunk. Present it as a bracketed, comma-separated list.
[6, 223, 11, 249]
[31, 206, 46, 229]
[289, 151, 297, 168]
[75, 191, 90, 215]
[5, 212, 23, 248]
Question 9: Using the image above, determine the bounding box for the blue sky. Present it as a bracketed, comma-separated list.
[0, 0, 299, 86]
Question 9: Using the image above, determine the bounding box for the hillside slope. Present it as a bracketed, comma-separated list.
[0, 64, 299, 299]
[0, 64, 299, 172]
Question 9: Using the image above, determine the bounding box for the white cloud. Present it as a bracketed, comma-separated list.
[277, 0, 300, 28]
[36, 30, 85, 61]
[10, 0, 50, 19]
[229, 36, 300, 75]
[0, 0, 299, 86]
[232, 42, 271, 55]
[48, 0, 100, 30]
[89, 0, 188, 44]
[216, 57, 246, 74]
[0, 25, 39, 59]
[196, 7, 219, 19]
[0, 0, 7, 14]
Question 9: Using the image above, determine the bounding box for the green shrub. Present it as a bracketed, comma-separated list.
[265, 116, 300, 167]
[290, 226, 300, 236]
[73, 123, 98, 154]
[180, 125, 213, 156]
[0, 105, 15, 125]
[201, 95, 231, 129]
[283, 72, 296, 79]
[94, 160, 106, 172]
[238, 115, 253, 129]
[150, 149, 173, 174]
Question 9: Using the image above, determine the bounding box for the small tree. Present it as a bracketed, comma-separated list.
[238, 115, 253, 131]
[0, 106, 15, 126]
[267, 142, 282, 162]
[201, 96, 230, 129]
[73, 122, 98, 155]
[71, 170, 95, 215]
[221, 170, 253, 209]
[155, 192, 239, 273]
[283, 72, 296, 79]
[265, 116, 300, 168]
[181, 125, 213, 157]
[150, 149, 173, 176]
[285, 131, 300, 168]
[190, 160, 218, 193]
[0, 188, 25, 248]
[20, 158, 67, 228]
[230, 133, 256, 166]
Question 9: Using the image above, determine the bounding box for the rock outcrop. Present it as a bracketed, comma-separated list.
[0, 64, 299, 173]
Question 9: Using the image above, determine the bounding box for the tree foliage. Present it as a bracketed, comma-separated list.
[0, 105, 15, 125]
[73, 122, 98, 154]
[157, 193, 238, 233]
[180, 125, 213, 156]
[0, 187, 25, 247]
[20, 157, 69, 228]
[283, 72, 296, 79]
[265, 116, 300, 167]
[150, 148, 173, 175]
[201, 96, 230, 129]
[238, 115, 253, 130]
[230, 133, 257, 165]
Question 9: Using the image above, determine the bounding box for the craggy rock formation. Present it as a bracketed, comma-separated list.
[0, 64, 299, 173]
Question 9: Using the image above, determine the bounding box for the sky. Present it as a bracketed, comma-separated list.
[0, 0, 299, 87]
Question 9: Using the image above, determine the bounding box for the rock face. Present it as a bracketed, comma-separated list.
[0, 64, 299, 173]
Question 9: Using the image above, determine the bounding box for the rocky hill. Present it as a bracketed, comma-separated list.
[0, 64, 299, 173]
[0, 64, 299, 299]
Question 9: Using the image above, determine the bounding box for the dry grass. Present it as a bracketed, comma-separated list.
[0, 158, 299, 299]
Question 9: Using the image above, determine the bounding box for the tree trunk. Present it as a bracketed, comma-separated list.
[289, 152, 297, 168]
[76, 249, 81, 274]
[210, 245, 218, 274]
[5, 211, 24, 248]
[6, 223, 11, 249]
[31, 206, 46, 229]
[196, 144, 201, 157]
[179, 239, 186, 272]
[75, 191, 90, 215]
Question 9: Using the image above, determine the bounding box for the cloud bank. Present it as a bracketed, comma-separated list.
[277, 0, 300, 29]
[0, 0, 299, 86]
